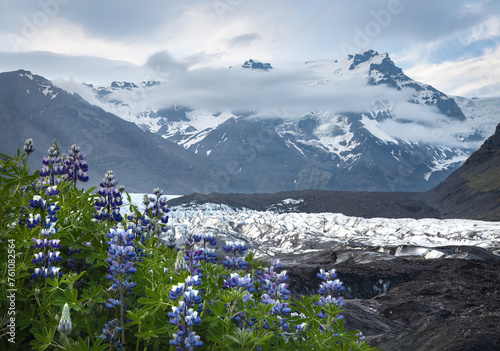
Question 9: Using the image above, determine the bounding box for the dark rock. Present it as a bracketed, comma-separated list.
[241, 59, 273, 70]
[269, 249, 500, 351]
[167, 190, 440, 219]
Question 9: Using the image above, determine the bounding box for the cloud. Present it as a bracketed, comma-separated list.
[92, 51, 410, 119]
[0, 51, 145, 84]
[228, 33, 260, 48]
[0, 0, 498, 101]
[405, 45, 500, 97]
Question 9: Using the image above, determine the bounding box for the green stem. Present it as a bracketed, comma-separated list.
[120, 274, 125, 344]
[135, 325, 141, 351]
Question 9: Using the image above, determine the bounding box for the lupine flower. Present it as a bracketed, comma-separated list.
[24, 138, 34, 156]
[138, 188, 170, 238]
[175, 255, 189, 273]
[169, 325, 203, 348]
[318, 279, 344, 295]
[193, 233, 217, 246]
[222, 241, 249, 270]
[105, 298, 121, 309]
[45, 185, 60, 197]
[185, 275, 202, 287]
[25, 193, 63, 281]
[222, 241, 248, 254]
[164, 231, 177, 249]
[26, 213, 41, 228]
[317, 268, 337, 281]
[64, 144, 89, 184]
[316, 268, 346, 325]
[104, 228, 137, 310]
[29, 195, 46, 209]
[168, 276, 204, 349]
[257, 260, 293, 332]
[223, 273, 255, 292]
[32, 266, 61, 279]
[99, 319, 124, 351]
[39, 142, 63, 186]
[57, 303, 72, 336]
[94, 171, 123, 223]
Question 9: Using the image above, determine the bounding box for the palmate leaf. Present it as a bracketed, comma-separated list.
[68, 337, 108, 351]
[30, 326, 57, 351]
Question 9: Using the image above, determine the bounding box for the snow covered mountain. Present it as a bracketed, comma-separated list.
[80, 50, 500, 192]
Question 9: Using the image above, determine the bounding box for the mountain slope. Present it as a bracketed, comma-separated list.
[0, 70, 226, 193]
[426, 123, 500, 220]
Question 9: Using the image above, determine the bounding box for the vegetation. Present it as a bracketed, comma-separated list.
[0, 140, 379, 350]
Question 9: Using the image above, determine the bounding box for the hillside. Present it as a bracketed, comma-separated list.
[0, 70, 226, 194]
[426, 123, 500, 220]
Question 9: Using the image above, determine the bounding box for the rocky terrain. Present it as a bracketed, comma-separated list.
[280, 249, 500, 351]
[146, 198, 500, 351]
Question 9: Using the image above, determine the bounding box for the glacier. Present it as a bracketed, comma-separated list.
[125, 193, 500, 259]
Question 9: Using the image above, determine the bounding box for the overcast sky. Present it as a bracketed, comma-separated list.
[0, 0, 499, 97]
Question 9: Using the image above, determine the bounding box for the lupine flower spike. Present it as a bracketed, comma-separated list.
[57, 303, 72, 336]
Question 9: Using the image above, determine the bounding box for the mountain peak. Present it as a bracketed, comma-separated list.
[110, 81, 138, 89]
[241, 59, 273, 71]
[347, 50, 383, 70]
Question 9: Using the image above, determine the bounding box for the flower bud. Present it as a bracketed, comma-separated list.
[57, 303, 72, 335]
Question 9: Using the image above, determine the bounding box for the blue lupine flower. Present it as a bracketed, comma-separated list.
[315, 268, 346, 324]
[168, 275, 204, 349]
[185, 275, 202, 287]
[29, 195, 46, 209]
[99, 319, 124, 351]
[105, 298, 121, 309]
[45, 185, 60, 197]
[26, 213, 41, 228]
[104, 227, 137, 322]
[317, 268, 337, 281]
[63, 144, 89, 184]
[32, 266, 61, 279]
[318, 279, 344, 295]
[94, 171, 123, 223]
[222, 241, 248, 254]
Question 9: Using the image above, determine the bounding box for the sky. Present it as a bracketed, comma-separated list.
[0, 0, 499, 97]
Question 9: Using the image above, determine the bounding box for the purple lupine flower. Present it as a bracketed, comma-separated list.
[94, 171, 123, 224]
[138, 189, 170, 239]
[104, 227, 137, 313]
[64, 144, 89, 185]
[30, 195, 46, 209]
[222, 241, 248, 254]
[222, 240, 249, 270]
[99, 319, 124, 351]
[315, 268, 346, 323]
[45, 185, 60, 197]
[26, 213, 42, 228]
[39, 142, 64, 186]
[168, 276, 204, 349]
